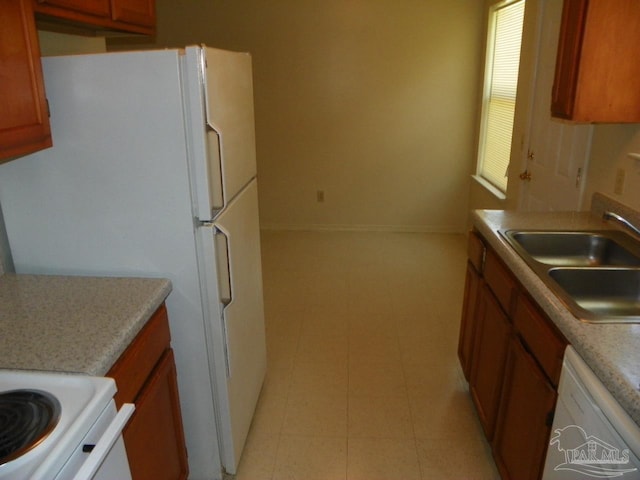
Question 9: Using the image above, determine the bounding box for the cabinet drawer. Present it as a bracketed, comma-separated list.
[513, 293, 566, 386]
[483, 249, 517, 316]
[108, 303, 171, 407]
[467, 231, 486, 272]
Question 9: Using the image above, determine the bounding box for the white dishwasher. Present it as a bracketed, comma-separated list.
[543, 346, 640, 479]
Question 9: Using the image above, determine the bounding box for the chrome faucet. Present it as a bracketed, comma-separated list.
[603, 211, 640, 237]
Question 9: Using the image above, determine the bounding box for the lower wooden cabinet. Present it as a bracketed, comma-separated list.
[459, 231, 568, 478]
[469, 284, 511, 440]
[458, 261, 481, 380]
[492, 337, 557, 480]
[108, 304, 188, 480]
[123, 350, 188, 480]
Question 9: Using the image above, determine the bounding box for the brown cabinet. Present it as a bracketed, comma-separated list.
[36, 0, 110, 17]
[493, 337, 557, 480]
[0, 0, 52, 161]
[458, 261, 481, 380]
[469, 283, 512, 440]
[108, 304, 189, 480]
[458, 231, 485, 380]
[458, 232, 568, 478]
[34, 0, 155, 34]
[552, 0, 640, 122]
[111, 0, 155, 28]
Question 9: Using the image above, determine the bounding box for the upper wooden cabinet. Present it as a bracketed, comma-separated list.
[552, 0, 640, 123]
[111, 0, 155, 28]
[0, 0, 52, 161]
[34, 0, 155, 34]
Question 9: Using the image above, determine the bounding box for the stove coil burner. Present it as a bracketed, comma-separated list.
[0, 390, 61, 465]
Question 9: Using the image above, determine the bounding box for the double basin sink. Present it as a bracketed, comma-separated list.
[500, 228, 640, 323]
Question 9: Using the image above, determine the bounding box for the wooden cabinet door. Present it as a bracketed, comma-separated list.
[458, 262, 481, 380]
[469, 284, 511, 440]
[0, 0, 51, 161]
[123, 349, 189, 480]
[552, 0, 640, 122]
[36, 0, 110, 17]
[111, 0, 155, 27]
[493, 337, 557, 480]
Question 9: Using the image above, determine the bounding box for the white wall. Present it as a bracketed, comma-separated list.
[0, 32, 107, 274]
[584, 125, 640, 211]
[111, 0, 485, 232]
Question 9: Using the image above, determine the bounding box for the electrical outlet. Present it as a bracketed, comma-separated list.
[614, 168, 626, 195]
[316, 190, 324, 202]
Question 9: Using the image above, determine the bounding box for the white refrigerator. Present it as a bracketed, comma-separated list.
[0, 46, 266, 480]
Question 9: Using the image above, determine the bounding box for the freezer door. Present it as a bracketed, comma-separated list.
[204, 47, 257, 210]
[183, 46, 257, 219]
[200, 178, 266, 473]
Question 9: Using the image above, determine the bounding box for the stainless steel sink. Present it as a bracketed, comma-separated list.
[548, 268, 640, 322]
[503, 230, 640, 266]
[499, 229, 640, 323]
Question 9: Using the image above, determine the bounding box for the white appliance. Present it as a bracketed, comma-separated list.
[0, 370, 134, 480]
[0, 46, 267, 479]
[543, 346, 640, 479]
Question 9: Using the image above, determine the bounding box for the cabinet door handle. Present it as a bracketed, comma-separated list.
[545, 409, 555, 427]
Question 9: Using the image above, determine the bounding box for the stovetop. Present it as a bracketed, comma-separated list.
[0, 370, 115, 480]
[0, 389, 61, 465]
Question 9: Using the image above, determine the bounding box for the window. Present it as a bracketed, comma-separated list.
[476, 0, 525, 193]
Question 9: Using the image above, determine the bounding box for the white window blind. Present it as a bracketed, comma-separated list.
[477, 0, 525, 193]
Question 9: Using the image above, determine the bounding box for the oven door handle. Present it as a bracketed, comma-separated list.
[72, 403, 135, 480]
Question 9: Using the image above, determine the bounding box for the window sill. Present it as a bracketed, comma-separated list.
[472, 175, 507, 201]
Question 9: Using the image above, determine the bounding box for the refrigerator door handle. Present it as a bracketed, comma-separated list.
[214, 226, 233, 377]
[206, 128, 224, 211]
[199, 47, 226, 213]
[214, 226, 232, 307]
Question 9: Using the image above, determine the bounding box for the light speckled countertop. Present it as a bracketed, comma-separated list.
[472, 203, 640, 426]
[0, 274, 172, 376]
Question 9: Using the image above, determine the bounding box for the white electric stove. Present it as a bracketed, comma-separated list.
[0, 370, 134, 480]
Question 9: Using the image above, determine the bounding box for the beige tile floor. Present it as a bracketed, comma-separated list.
[236, 230, 500, 480]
